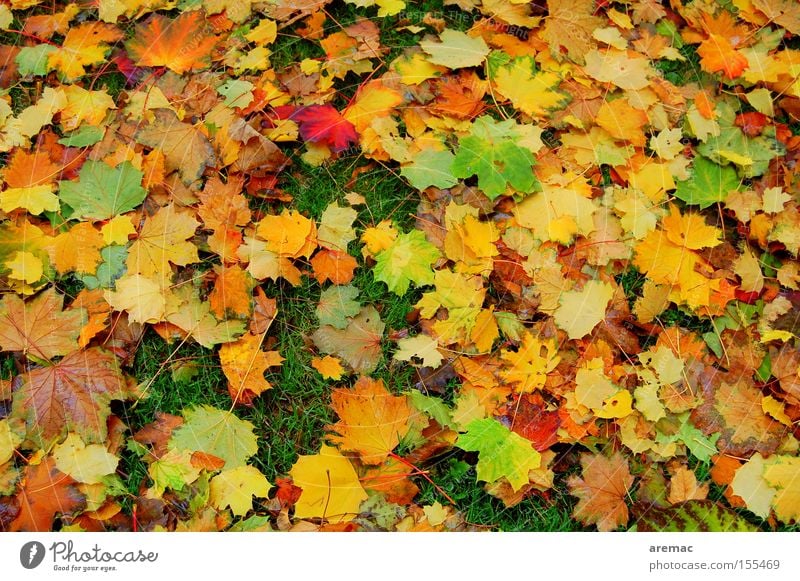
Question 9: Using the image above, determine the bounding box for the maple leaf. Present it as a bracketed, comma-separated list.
[10, 347, 136, 446]
[674, 156, 741, 209]
[126, 204, 200, 281]
[0, 288, 84, 360]
[210, 466, 272, 517]
[126, 11, 218, 74]
[327, 376, 412, 465]
[394, 334, 443, 369]
[134, 110, 217, 185]
[219, 333, 283, 404]
[166, 289, 246, 349]
[312, 306, 385, 374]
[373, 230, 441, 295]
[501, 333, 560, 393]
[540, 0, 602, 64]
[48, 22, 122, 81]
[311, 355, 346, 380]
[420, 29, 489, 69]
[492, 58, 570, 119]
[52, 433, 118, 485]
[208, 264, 254, 320]
[315, 284, 361, 329]
[698, 35, 748, 80]
[400, 149, 458, 191]
[169, 405, 258, 469]
[457, 418, 541, 492]
[59, 161, 145, 220]
[568, 452, 634, 531]
[553, 280, 614, 340]
[289, 444, 368, 523]
[452, 116, 538, 199]
[9, 457, 85, 531]
[311, 248, 358, 285]
[292, 105, 358, 152]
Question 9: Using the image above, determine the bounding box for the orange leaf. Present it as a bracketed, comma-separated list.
[10, 347, 137, 446]
[311, 355, 345, 380]
[310, 248, 358, 285]
[219, 333, 283, 405]
[2, 148, 61, 188]
[698, 35, 748, 79]
[208, 264, 254, 319]
[327, 376, 413, 465]
[0, 288, 84, 360]
[126, 11, 218, 74]
[9, 458, 85, 531]
[567, 452, 634, 531]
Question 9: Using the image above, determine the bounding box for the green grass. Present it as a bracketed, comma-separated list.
[416, 457, 582, 531]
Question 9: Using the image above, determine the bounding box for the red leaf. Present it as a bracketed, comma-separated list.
[292, 105, 358, 152]
[735, 111, 769, 137]
[506, 394, 561, 452]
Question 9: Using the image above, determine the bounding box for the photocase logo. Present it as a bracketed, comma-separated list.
[20, 541, 46, 569]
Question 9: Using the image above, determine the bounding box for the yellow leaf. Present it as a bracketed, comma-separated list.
[762, 395, 792, 426]
[328, 377, 412, 465]
[255, 209, 317, 258]
[595, 98, 648, 147]
[311, 355, 346, 380]
[731, 453, 774, 519]
[104, 273, 166, 324]
[6, 250, 43, 284]
[763, 455, 800, 523]
[515, 180, 596, 244]
[289, 444, 368, 523]
[60, 86, 116, 131]
[554, 280, 613, 339]
[0, 418, 21, 464]
[575, 358, 618, 411]
[245, 19, 277, 45]
[52, 433, 118, 484]
[501, 332, 560, 393]
[52, 222, 104, 275]
[209, 466, 271, 517]
[126, 204, 199, 283]
[733, 246, 764, 294]
[584, 49, 652, 90]
[493, 64, 567, 119]
[661, 203, 721, 250]
[343, 81, 403, 133]
[0, 185, 58, 215]
[219, 333, 282, 403]
[596, 389, 633, 419]
[101, 215, 136, 246]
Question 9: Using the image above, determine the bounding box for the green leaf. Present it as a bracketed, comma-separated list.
[217, 79, 255, 109]
[674, 156, 741, 209]
[400, 149, 457, 191]
[452, 116, 538, 199]
[408, 391, 453, 429]
[59, 161, 147, 220]
[78, 245, 127, 290]
[15, 45, 56, 76]
[697, 126, 785, 178]
[58, 125, 104, 147]
[419, 28, 490, 69]
[169, 405, 258, 468]
[373, 230, 441, 295]
[316, 284, 361, 329]
[457, 418, 541, 492]
[631, 500, 758, 531]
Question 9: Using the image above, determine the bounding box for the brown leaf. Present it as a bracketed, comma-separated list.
[327, 376, 412, 465]
[667, 466, 709, 504]
[311, 306, 385, 374]
[10, 348, 137, 446]
[568, 452, 634, 531]
[0, 288, 85, 360]
[9, 458, 85, 531]
[135, 109, 217, 185]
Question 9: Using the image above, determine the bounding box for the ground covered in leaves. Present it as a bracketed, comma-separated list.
[1, 0, 800, 532]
